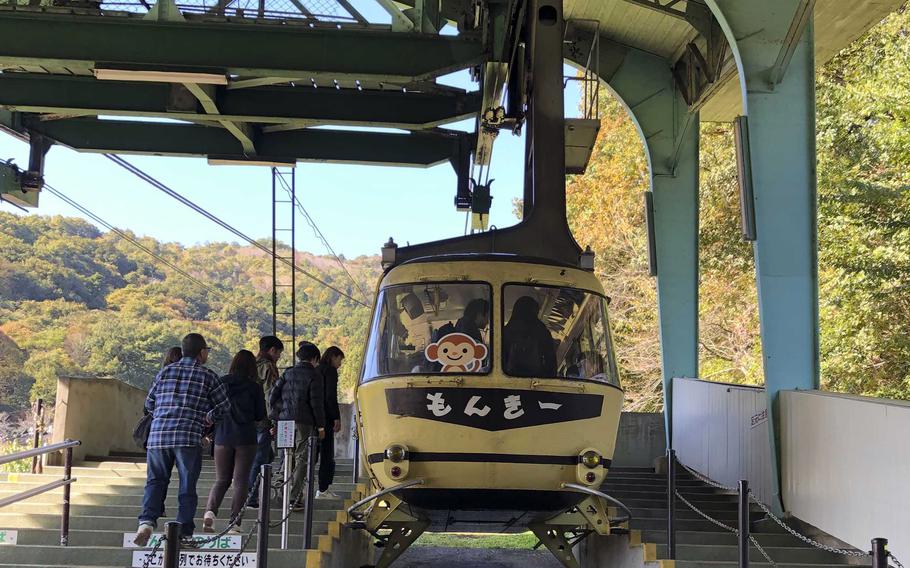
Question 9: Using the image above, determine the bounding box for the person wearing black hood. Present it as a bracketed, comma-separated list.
[203, 350, 265, 533]
[315, 346, 344, 499]
[502, 295, 557, 377]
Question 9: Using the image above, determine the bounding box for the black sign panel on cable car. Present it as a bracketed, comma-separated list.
[385, 387, 603, 431]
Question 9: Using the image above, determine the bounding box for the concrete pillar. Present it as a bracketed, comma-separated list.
[705, 0, 820, 509]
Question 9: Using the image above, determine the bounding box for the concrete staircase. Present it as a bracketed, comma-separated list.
[0, 455, 361, 568]
[602, 466, 872, 568]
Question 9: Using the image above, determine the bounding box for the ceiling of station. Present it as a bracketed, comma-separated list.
[563, 0, 905, 121]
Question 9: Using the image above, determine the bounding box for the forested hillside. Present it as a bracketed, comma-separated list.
[0, 211, 379, 409]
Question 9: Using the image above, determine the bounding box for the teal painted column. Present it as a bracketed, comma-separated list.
[706, 0, 820, 510]
[651, 114, 700, 449]
[564, 33, 701, 449]
[594, 45, 701, 449]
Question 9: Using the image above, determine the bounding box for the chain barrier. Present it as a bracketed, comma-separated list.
[677, 462, 905, 568]
[227, 518, 259, 568]
[269, 507, 296, 529]
[190, 471, 262, 547]
[139, 535, 165, 568]
[673, 489, 777, 566]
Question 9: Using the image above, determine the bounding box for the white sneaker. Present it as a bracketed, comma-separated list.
[203, 511, 216, 533]
[134, 523, 154, 547]
[316, 490, 339, 499]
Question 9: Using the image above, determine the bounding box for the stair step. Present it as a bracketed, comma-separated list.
[0, 511, 337, 531]
[6, 526, 328, 548]
[0, 485, 358, 504]
[630, 518, 788, 534]
[641, 530, 817, 548]
[657, 544, 866, 564]
[0, 544, 311, 568]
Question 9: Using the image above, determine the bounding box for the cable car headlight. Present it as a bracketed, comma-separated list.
[385, 445, 408, 464]
[581, 450, 601, 469]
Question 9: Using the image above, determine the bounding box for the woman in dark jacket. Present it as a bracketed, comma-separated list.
[203, 350, 265, 533]
[315, 346, 344, 499]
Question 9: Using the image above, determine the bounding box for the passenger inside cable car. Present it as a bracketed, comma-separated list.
[361, 281, 620, 385]
[362, 283, 492, 378]
[502, 284, 619, 385]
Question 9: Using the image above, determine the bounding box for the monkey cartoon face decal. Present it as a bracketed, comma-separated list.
[425, 332, 488, 373]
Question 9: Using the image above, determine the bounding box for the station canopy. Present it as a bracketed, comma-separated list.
[0, 0, 903, 166]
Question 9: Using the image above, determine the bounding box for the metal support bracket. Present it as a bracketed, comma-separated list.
[529, 523, 580, 568]
[375, 520, 430, 568]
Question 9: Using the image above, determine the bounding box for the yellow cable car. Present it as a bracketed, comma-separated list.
[350, 254, 625, 567]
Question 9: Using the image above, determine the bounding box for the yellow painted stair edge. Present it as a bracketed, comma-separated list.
[304, 549, 323, 568]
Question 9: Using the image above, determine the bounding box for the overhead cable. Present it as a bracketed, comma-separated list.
[43, 183, 246, 312]
[102, 153, 369, 308]
[274, 172, 371, 305]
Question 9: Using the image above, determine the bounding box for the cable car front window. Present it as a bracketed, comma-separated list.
[362, 283, 492, 381]
[502, 284, 619, 386]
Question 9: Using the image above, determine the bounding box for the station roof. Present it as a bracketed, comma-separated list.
[562, 0, 905, 120]
[0, 0, 904, 165]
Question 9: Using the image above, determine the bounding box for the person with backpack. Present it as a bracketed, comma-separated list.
[202, 350, 266, 533]
[315, 346, 344, 499]
[269, 341, 325, 509]
[246, 335, 283, 509]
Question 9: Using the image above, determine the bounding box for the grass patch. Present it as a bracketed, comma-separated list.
[414, 532, 539, 549]
[0, 439, 32, 473]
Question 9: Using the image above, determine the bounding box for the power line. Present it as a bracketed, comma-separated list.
[43, 183, 247, 312]
[102, 153, 370, 308]
[274, 171, 371, 304]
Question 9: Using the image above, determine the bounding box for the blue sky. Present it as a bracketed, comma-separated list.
[0, 2, 583, 258]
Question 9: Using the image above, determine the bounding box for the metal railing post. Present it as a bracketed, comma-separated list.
[351, 429, 359, 484]
[667, 448, 676, 559]
[32, 398, 44, 474]
[738, 480, 750, 568]
[257, 464, 272, 568]
[163, 521, 181, 568]
[281, 447, 292, 550]
[872, 538, 888, 568]
[302, 433, 318, 550]
[60, 446, 73, 546]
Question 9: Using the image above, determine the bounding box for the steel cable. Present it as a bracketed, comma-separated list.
[103, 154, 369, 307]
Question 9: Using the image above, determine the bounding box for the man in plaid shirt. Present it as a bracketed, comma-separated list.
[134, 333, 230, 545]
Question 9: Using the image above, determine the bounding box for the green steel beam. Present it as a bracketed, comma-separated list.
[182, 82, 257, 154]
[13, 116, 471, 167]
[0, 74, 482, 129]
[0, 12, 485, 82]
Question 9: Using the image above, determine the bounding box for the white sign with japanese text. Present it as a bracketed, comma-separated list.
[122, 533, 241, 549]
[131, 550, 256, 567]
[0, 529, 17, 545]
[276, 420, 295, 449]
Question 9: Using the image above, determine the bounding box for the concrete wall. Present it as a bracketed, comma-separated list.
[51, 376, 146, 463]
[781, 390, 910, 562]
[672, 377, 775, 505]
[335, 403, 356, 460]
[613, 412, 666, 468]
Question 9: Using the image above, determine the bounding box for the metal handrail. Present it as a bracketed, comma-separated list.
[560, 482, 634, 523]
[0, 439, 81, 466]
[0, 438, 81, 546]
[0, 478, 75, 508]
